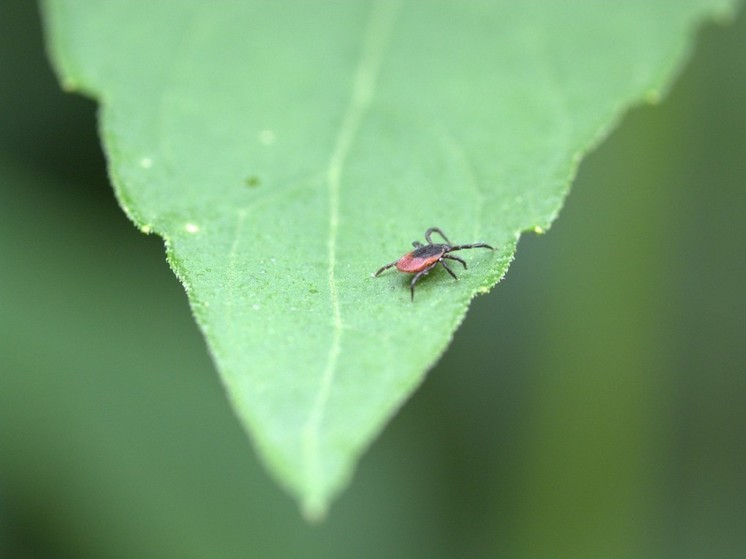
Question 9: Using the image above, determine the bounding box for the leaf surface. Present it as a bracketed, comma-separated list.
[42, 0, 736, 517]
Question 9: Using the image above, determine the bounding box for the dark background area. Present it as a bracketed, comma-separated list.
[1, 2, 745, 558]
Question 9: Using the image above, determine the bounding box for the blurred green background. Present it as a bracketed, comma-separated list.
[1, 2, 744, 558]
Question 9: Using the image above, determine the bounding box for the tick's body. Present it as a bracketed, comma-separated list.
[375, 227, 494, 300]
[394, 243, 448, 273]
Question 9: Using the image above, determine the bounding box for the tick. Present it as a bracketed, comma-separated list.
[374, 227, 494, 300]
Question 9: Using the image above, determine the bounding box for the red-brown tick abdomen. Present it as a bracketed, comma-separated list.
[395, 244, 446, 274]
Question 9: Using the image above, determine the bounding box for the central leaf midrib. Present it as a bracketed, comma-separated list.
[299, 0, 401, 517]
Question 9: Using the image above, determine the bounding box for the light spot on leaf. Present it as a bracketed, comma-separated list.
[259, 129, 276, 145]
[644, 89, 662, 104]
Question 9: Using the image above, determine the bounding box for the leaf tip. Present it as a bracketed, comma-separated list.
[301, 496, 329, 524]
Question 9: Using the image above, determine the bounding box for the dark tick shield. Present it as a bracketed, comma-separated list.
[374, 227, 494, 301]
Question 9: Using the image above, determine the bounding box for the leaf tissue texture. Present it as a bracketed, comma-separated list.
[43, 0, 736, 517]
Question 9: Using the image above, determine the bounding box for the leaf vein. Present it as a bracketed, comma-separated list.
[301, 0, 400, 515]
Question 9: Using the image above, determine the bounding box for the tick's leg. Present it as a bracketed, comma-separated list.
[439, 259, 459, 280]
[425, 227, 452, 246]
[410, 263, 437, 301]
[374, 261, 397, 277]
[443, 254, 467, 269]
[449, 242, 494, 251]
[411, 241, 424, 248]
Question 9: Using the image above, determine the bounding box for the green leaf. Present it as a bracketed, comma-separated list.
[41, 0, 736, 518]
